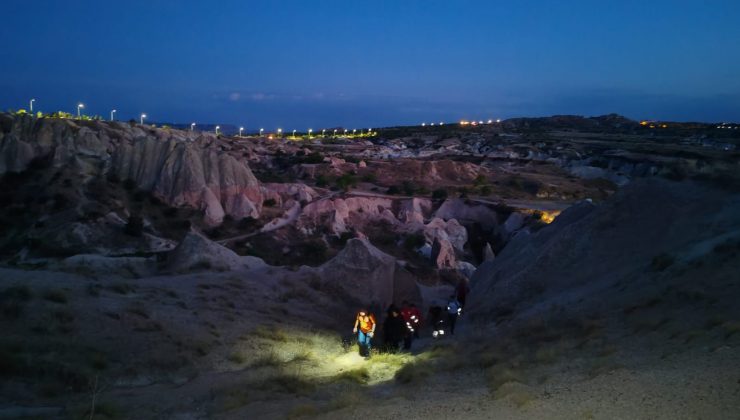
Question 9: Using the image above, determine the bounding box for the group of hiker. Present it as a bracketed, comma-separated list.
[352, 279, 470, 358]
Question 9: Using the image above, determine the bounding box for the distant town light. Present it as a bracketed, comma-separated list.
[421, 122, 426, 127]
[239, 126, 244, 136]
[110, 109, 116, 121]
[190, 122, 196, 131]
[140, 113, 147, 125]
[215, 125, 220, 134]
[496, 119, 501, 123]
[260, 128, 264, 136]
[77, 103, 85, 118]
[487, 119, 493, 124]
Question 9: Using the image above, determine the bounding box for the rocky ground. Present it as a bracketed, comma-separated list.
[1, 113, 739, 418]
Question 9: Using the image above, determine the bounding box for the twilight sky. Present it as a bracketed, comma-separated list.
[2, 0, 739, 129]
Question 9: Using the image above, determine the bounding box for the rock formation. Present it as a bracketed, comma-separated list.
[468, 180, 740, 323]
[317, 238, 397, 308]
[0, 115, 263, 225]
[166, 230, 265, 272]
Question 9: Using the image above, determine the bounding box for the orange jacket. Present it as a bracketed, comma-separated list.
[354, 313, 376, 333]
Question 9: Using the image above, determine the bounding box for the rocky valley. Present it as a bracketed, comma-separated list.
[1, 112, 739, 419]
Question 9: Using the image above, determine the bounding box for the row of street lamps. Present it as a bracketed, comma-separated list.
[23, 99, 376, 138]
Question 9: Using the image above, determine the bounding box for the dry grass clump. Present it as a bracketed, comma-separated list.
[332, 367, 370, 384]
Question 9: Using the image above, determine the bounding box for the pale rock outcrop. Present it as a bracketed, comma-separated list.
[111, 136, 262, 226]
[431, 238, 457, 269]
[483, 242, 496, 261]
[262, 183, 318, 208]
[434, 198, 498, 228]
[423, 218, 468, 251]
[457, 261, 477, 279]
[397, 198, 432, 225]
[503, 212, 526, 235]
[166, 231, 265, 272]
[317, 238, 396, 308]
[298, 196, 397, 235]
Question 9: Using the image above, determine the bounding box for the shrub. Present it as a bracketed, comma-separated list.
[432, 188, 448, 200]
[263, 198, 277, 207]
[124, 215, 144, 237]
[386, 185, 401, 195]
[315, 174, 329, 187]
[361, 173, 377, 183]
[335, 174, 358, 191]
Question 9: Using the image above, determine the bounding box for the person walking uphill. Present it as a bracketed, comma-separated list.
[383, 305, 407, 353]
[353, 309, 376, 358]
[446, 295, 462, 335]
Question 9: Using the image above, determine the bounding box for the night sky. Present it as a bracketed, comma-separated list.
[2, 0, 739, 129]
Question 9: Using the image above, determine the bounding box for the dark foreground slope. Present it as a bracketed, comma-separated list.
[331, 179, 740, 419]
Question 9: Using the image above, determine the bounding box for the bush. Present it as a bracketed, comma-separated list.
[124, 215, 144, 237]
[386, 185, 401, 195]
[315, 174, 329, 187]
[263, 198, 277, 207]
[432, 188, 448, 200]
[335, 174, 358, 191]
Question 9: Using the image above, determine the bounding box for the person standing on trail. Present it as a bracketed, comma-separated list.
[383, 305, 407, 353]
[446, 295, 462, 335]
[456, 278, 471, 310]
[399, 301, 417, 350]
[408, 303, 423, 338]
[428, 303, 444, 338]
[353, 309, 376, 358]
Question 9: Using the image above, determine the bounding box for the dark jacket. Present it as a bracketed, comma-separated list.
[383, 314, 407, 343]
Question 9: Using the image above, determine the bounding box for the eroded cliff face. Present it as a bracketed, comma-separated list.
[0, 114, 262, 225]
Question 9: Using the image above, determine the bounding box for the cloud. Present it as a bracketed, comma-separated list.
[228, 92, 241, 101]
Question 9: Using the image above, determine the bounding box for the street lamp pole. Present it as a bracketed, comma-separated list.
[259, 128, 264, 137]
[140, 113, 147, 125]
[308, 129, 313, 138]
[77, 103, 84, 118]
[30, 99, 35, 113]
[110, 109, 116, 121]
[239, 126, 244, 137]
[190, 122, 196, 131]
[216, 125, 220, 135]
[292, 129, 296, 139]
[277, 128, 282, 138]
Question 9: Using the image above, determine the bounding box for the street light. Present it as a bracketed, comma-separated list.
[352, 129, 356, 135]
[292, 129, 296, 138]
[30, 99, 35, 113]
[259, 128, 264, 136]
[110, 109, 116, 121]
[421, 122, 426, 127]
[77, 103, 84, 118]
[140, 113, 147, 125]
[496, 119, 501, 123]
[333, 129, 337, 136]
[190, 122, 196, 131]
[321, 129, 326, 137]
[308, 129, 313, 138]
[215, 125, 220, 135]
[239, 126, 244, 137]
[277, 128, 282, 137]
